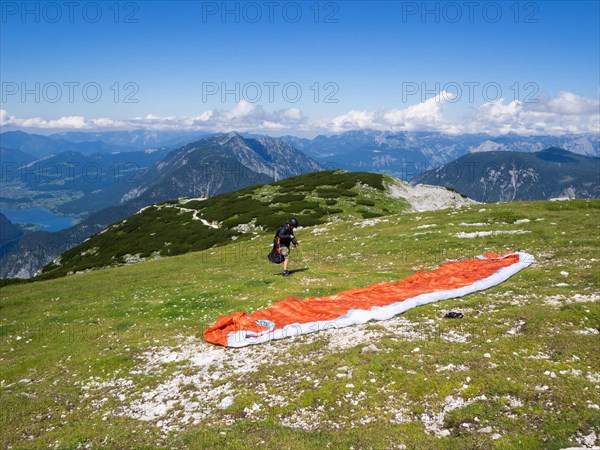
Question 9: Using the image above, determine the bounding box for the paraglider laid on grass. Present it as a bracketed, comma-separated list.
[204, 251, 534, 347]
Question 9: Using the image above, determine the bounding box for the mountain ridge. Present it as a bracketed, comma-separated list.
[410, 147, 600, 202]
[281, 130, 600, 180]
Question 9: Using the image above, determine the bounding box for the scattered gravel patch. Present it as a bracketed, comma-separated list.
[573, 429, 599, 448]
[459, 222, 489, 227]
[544, 293, 600, 307]
[325, 316, 424, 352]
[387, 180, 475, 212]
[81, 336, 296, 435]
[436, 364, 469, 373]
[415, 224, 437, 229]
[421, 394, 488, 437]
[353, 218, 389, 228]
[454, 230, 531, 238]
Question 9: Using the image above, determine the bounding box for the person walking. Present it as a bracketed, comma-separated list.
[276, 217, 299, 277]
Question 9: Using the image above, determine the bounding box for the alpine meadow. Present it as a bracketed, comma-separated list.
[1, 194, 599, 448]
[1, 1, 599, 449]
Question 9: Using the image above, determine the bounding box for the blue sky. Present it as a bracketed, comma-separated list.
[1, 1, 599, 136]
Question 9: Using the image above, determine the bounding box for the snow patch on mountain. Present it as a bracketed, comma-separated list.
[121, 187, 148, 203]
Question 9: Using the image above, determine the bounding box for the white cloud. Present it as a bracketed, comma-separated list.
[461, 91, 600, 135]
[1, 90, 598, 136]
[90, 117, 129, 128]
[533, 90, 600, 115]
[282, 107, 303, 121]
[328, 91, 463, 134]
[3, 113, 89, 129]
[226, 100, 256, 119]
[330, 110, 376, 131]
[0, 103, 311, 133]
[0, 109, 9, 126]
[194, 111, 213, 122]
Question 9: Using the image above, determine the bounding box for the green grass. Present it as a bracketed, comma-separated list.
[1, 198, 599, 449]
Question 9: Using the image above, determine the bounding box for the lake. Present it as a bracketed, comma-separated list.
[0, 207, 77, 232]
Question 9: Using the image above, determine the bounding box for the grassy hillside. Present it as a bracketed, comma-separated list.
[40, 171, 408, 278]
[1, 199, 599, 449]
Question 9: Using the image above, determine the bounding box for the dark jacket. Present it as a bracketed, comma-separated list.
[276, 224, 297, 248]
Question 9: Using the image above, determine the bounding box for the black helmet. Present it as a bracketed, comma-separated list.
[289, 217, 299, 227]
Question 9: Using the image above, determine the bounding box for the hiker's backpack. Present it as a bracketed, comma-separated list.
[267, 225, 285, 264]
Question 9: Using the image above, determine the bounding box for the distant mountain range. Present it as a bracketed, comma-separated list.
[4, 128, 597, 164]
[2, 128, 600, 279]
[411, 148, 600, 202]
[0, 133, 321, 278]
[0, 130, 212, 157]
[1, 130, 129, 158]
[51, 130, 214, 150]
[282, 130, 600, 180]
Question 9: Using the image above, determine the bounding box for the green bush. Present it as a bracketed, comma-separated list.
[356, 199, 376, 207]
[315, 188, 340, 198]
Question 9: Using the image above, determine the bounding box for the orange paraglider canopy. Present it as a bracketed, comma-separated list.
[204, 252, 533, 347]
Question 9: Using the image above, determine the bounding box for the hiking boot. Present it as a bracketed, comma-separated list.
[283, 270, 290, 277]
